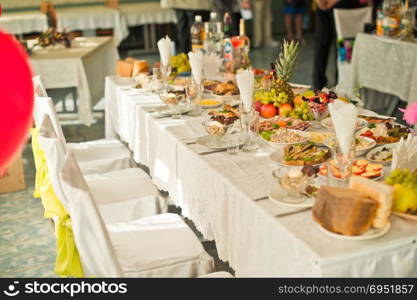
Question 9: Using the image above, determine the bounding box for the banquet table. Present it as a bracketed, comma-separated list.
[352, 33, 417, 111]
[31, 37, 118, 126]
[56, 6, 129, 46]
[105, 75, 417, 277]
[0, 11, 48, 35]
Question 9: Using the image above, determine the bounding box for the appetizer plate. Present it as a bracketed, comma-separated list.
[157, 105, 190, 116]
[196, 135, 245, 150]
[366, 145, 394, 166]
[321, 117, 368, 131]
[268, 185, 315, 208]
[308, 131, 335, 146]
[316, 221, 391, 240]
[324, 136, 376, 157]
[264, 130, 311, 148]
[269, 147, 329, 167]
[200, 98, 223, 109]
[392, 212, 417, 221]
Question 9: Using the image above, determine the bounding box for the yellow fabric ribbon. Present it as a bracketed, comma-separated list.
[30, 128, 84, 277]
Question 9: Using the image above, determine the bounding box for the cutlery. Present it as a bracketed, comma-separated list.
[254, 196, 269, 202]
[199, 149, 226, 155]
[275, 207, 311, 218]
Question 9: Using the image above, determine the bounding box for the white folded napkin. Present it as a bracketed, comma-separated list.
[203, 53, 222, 80]
[157, 36, 172, 67]
[236, 69, 254, 112]
[188, 51, 204, 84]
[328, 100, 358, 155]
[391, 135, 417, 172]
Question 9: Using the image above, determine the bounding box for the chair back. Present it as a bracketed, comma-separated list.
[334, 7, 372, 39]
[33, 96, 66, 142]
[59, 151, 123, 277]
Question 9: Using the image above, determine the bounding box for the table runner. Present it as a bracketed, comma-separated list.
[105, 75, 417, 277]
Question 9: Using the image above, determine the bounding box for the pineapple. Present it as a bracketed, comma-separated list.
[274, 39, 300, 104]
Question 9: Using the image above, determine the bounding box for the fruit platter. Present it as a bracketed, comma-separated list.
[319, 159, 384, 180]
[385, 168, 417, 220]
[358, 122, 411, 144]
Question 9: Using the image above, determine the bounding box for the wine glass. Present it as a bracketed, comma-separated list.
[186, 76, 203, 116]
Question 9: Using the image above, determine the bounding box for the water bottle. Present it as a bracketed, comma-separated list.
[190, 15, 205, 53]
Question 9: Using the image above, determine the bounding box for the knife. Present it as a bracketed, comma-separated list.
[275, 207, 311, 218]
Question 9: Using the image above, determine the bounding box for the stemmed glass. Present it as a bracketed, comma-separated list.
[240, 104, 260, 152]
[185, 76, 203, 116]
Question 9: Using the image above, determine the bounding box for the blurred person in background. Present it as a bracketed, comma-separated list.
[313, 0, 372, 89]
[284, 0, 307, 42]
[161, 0, 213, 54]
[213, 0, 241, 35]
[253, 0, 279, 48]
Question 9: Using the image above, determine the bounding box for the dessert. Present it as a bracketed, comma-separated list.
[349, 176, 393, 229]
[313, 186, 379, 236]
[282, 142, 330, 166]
[279, 169, 311, 196]
[202, 120, 231, 136]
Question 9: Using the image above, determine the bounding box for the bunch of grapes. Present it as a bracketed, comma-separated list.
[290, 101, 314, 121]
[385, 168, 417, 189]
[170, 53, 191, 74]
[254, 89, 289, 107]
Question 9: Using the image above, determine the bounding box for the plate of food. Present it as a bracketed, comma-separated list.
[308, 131, 335, 146]
[208, 80, 240, 100]
[324, 136, 376, 157]
[393, 211, 417, 221]
[313, 181, 392, 240]
[208, 104, 240, 125]
[366, 145, 394, 165]
[358, 122, 411, 144]
[200, 98, 223, 109]
[270, 142, 330, 166]
[261, 129, 310, 148]
[321, 117, 368, 131]
[358, 114, 396, 124]
[257, 117, 310, 132]
[318, 159, 384, 180]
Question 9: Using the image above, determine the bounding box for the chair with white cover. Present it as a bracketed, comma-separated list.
[38, 115, 166, 224]
[33, 75, 48, 98]
[59, 150, 215, 277]
[334, 6, 372, 91]
[33, 96, 135, 175]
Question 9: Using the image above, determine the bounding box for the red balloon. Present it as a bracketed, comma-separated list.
[0, 31, 34, 171]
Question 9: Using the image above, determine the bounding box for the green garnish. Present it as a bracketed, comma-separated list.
[261, 130, 274, 141]
[272, 124, 280, 129]
[368, 123, 376, 129]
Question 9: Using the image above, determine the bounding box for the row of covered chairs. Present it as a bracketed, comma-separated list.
[31, 76, 232, 278]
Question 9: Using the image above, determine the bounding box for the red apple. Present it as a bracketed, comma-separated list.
[278, 103, 293, 117]
[260, 103, 277, 119]
[254, 100, 262, 113]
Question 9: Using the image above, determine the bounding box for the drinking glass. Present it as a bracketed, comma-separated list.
[327, 137, 356, 187]
[186, 76, 203, 116]
[240, 106, 259, 152]
[160, 63, 171, 91]
[226, 127, 241, 155]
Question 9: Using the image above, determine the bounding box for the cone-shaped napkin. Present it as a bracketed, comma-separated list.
[157, 36, 172, 67]
[391, 135, 417, 172]
[328, 100, 358, 155]
[236, 69, 254, 112]
[203, 53, 222, 80]
[188, 51, 204, 84]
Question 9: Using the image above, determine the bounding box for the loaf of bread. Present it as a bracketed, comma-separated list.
[132, 60, 149, 77]
[349, 176, 393, 229]
[313, 186, 378, 236]
[116, 60, 133, 77]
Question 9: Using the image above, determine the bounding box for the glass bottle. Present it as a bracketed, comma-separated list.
[191, 15, 205, 53]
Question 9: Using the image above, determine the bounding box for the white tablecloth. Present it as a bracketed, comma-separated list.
[119, 2, 176, 26]
[31, 37, 118, 125]
[56, 6, 129, 45]
[0, 11, 48, 35]
[105, 76, 417, 277]
[352, 33, 417, 105]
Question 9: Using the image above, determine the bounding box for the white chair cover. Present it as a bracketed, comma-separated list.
[32, 75, 48, 98]
[38, 115, 165, 224]
[34, 97, 66, 142]
[334, 7, 372, 40]
[60, 151, 214, 277]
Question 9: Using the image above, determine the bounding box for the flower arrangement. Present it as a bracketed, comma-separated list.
[400, 102, 417, 126]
